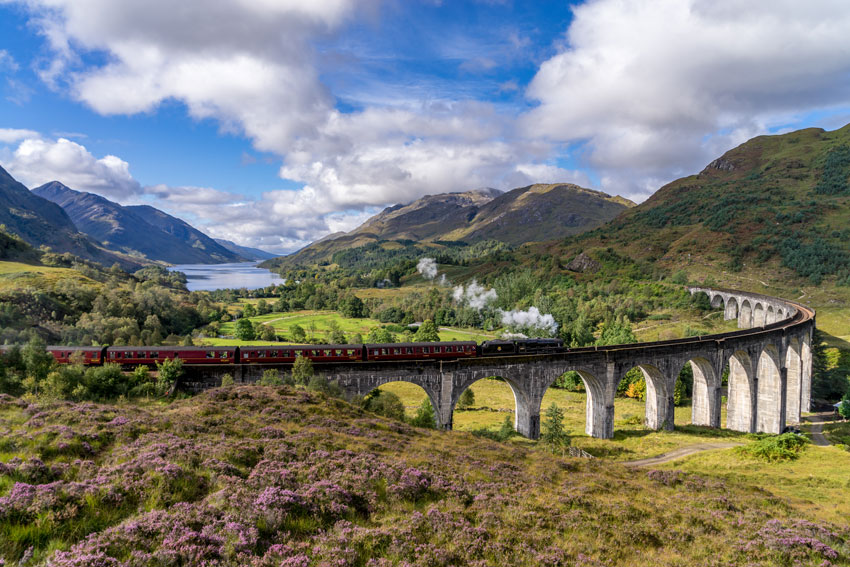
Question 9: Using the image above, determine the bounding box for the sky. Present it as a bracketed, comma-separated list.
[1, 1, 850, 254]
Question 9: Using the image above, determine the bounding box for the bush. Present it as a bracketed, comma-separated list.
[156, 357, 183, 396]
[457, 388, 475, 410]
[736, 433, 808, 462]
[259, 369, 283, 386]
[540, 403, 570, 454]
[409, 398, 437, 428]
[220, 373, 235, 387]
[364, 390, 405, 421]
[292, 355, 314, 386]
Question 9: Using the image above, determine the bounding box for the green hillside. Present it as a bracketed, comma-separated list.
[1, 386, 847, 566]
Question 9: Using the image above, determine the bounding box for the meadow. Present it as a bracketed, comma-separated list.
[1, 386, 848, 566]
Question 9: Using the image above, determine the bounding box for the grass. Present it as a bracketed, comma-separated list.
[208, 308, 499, 344]
[654, 443, 850, 525]
[0, 261, 101, 293]
[380, 379, 741, 461]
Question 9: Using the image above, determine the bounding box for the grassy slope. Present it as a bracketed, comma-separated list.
[1, 388, 848, 566]
[0, 260, 103, 294]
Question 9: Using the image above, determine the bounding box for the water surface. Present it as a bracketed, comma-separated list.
[168, 262, 284, 291]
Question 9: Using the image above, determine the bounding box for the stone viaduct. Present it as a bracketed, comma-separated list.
[181, 287, 814, 440]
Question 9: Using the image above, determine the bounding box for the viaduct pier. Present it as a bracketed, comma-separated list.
[182, 287, 814, 440]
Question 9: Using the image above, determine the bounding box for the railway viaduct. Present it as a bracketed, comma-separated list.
[182, 287, 814, 440]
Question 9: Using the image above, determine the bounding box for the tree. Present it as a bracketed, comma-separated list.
[340, 296, 365, 318]
[290, 324, 307, 343]
[351, 332, 364, 345]
[243, 303, 256, 318]
[256, 299, 271, 315]
[414, 320, 440, 342]
[292, 354, 314, 386]
[540, 403, 570, 454]
[260, 325, 277, 341]
[597, 317, 637, 346]
[259, 368, 283, 386]
[498, 415, 516, 440]
[235, 318, 256, 341]
[410, 398, 437, 428]
[839, 394, 850, 420]
[457, 387, 475, 410]
[365, 390, 405, 421]
[182, 334, 194, 346]
[220, 373, 235, 387]
[156, 357, 183, 396]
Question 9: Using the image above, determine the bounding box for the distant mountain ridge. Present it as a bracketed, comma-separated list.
[270, 184, 633, 267]
[213, 238, 277, 261]
[0, 165, 142, 269]
[33, 182, 246, 264]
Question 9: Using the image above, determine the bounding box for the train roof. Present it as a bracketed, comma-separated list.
[366, 341, 477, 348]
[243, 344, 360, 349]
[105, 346, 236, 351]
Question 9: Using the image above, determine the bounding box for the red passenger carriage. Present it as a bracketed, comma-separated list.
[364, 341, 478, 361]
[106, 346, 237, 365]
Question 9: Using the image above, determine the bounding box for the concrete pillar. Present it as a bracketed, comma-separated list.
[438, 372, 454, 430]
[727, 353, 755, 432]
[756, 347, 783, 434]
[515, 400, 540, 439]
[690, 359, 720, 428]
[801, 334, 812, 413]
[738, 300, 753, 329]
[785, 341, 802, 424]
[642, 366, 674, 431]
[724, 297, 739, 321]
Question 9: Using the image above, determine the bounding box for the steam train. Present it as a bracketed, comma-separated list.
[1, 338, 565, 367]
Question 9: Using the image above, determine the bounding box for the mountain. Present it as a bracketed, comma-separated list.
[528, 123, 850, 289]
[0, 166, 142, 269]
[271, 184, 633, 268]
[213, 238, 277, 261]
[33, 182, 246, 264]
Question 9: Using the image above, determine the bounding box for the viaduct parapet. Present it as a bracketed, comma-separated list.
[181, 287, 815, 440]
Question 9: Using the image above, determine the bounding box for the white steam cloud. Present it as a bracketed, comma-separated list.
[417, 257, 438, 280]
[498, 307, 558, 336]
[452, 280, 498, 311]
[419, 256, 558, 336]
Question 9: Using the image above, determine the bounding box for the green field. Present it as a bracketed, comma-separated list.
[207, 308, 499, 345]
[378, 379, 745, 461]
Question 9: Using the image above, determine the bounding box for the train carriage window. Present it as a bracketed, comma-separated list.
[423, 346, 430, 354]
[221, 351, 227, 358]
[324, 350, 332, 356]
[206, 351, 215, 358]
[381, 348, 388, 355]
[271, 350, 278, 357]
[446, 346, 454, 352]
[335, 350, 343, 356]
[152, 352, 158, 358]
[392, 348, 400, 355]
[406, 347, 413, 354]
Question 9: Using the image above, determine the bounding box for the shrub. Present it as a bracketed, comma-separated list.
[364, 390, 405, 421]
[156, 357, 183, 396]
[540, 403, 569, 454]
[737, 433, 808, 462]
[409, 398, 436, 428]
[292, 355, 314, 386]
[259, 369, 283, 386]
[220, 373, 235, 387]
[457, 388, 475, 410]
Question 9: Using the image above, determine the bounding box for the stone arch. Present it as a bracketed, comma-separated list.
[776, 308, 785, 321]
[739, 300, 753, 328]
[363, 378, 443, 428]
[680, 357, 720, 428]
[540, 368, 611, 439]
[766, 305, 775, 325]
[756, 344, 783, 433]
[725, 296, 739, 320]
[726, 350, 755, 432]
[785, 337, 802, 424]
[452, 370, 534, 437]
[753, 303, 766, 327]
[618, 363, 671, 431]
[710, 293, 724, 308]
[450, 374, 521, 434]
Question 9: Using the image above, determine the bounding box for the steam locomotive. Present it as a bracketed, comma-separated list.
[1, 338, 565, 367]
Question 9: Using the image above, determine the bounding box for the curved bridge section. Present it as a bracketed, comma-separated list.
[184, 287, 814, 440]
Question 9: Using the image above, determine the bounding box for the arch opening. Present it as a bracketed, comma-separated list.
[451, 376, 520, 436]
[368, 381, 439, 428]
[540, 369, 606, 439]
[766, 305, 775, 325]
[680, 357, 719, 428]
[616, 364, 670, 432]
[725, 350, 754, 432]
[710, 294, 724, 309]
[756, 344, 783, 433]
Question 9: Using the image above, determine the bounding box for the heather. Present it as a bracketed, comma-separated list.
[0, 388, 848, 566]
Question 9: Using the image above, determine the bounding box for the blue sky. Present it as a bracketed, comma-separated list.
[1, 1, 850, 253]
